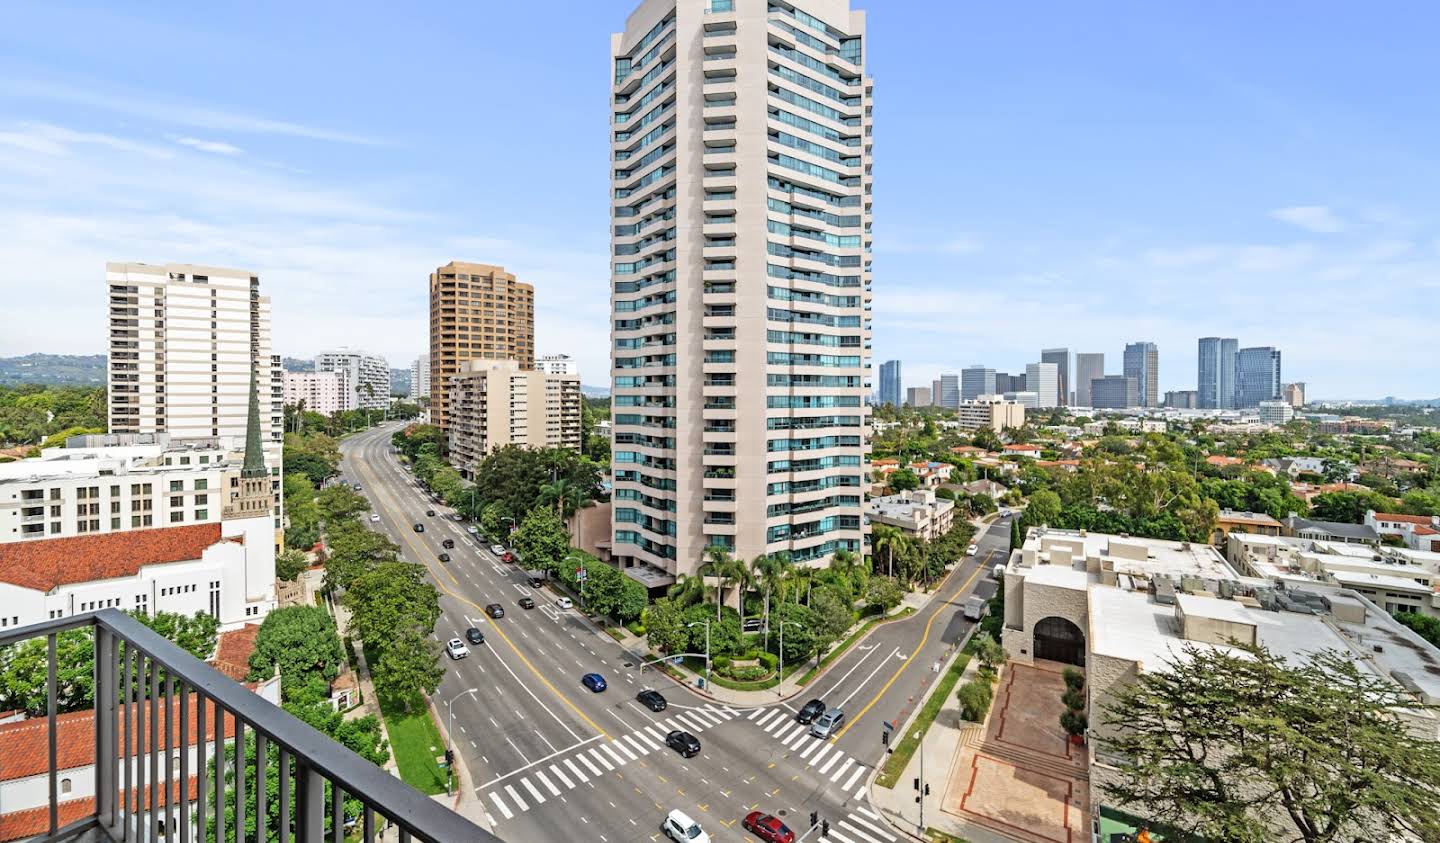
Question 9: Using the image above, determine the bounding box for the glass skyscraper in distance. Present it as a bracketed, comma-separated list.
[878, 360, 901, 407]
[1122, 341, 1159, 408]
[1235, 346, 1282, 408]
[1197, 336, 1238, 409]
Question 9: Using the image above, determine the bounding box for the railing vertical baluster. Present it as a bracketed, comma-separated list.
[179, 681, 190, 843]
[399, 828, 411, 843]
[47, 632, 58, 838]
[214, 702, 226, 843]
[363, 806, 374, 843]
[195, 693, 207, 843]
[137, 654, 147, 842]
[295, 761, 324, 841]
[255, 733, 268, 843]
[150, 653, 160, 842]
[164, 673, 174, 842]
[123, 643, 133, 842]
[331, 783, 343, 843]
[278, 749, 291, 843]
[234, 719, 246, 843]
[96, 626, 118, 829]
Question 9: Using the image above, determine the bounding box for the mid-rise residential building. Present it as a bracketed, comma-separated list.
[104, 262, 283, 546]
[1041, 347, 1069, 406]
[446, 359, 581, 477]
[1074, 352, 1104, 407]
[1226, 531, 1440, 619]
[1235, 346, 1282, 408]
[428, 261, 536, 430]
[958, 366, 993, 403]
[1090, 375, 1138, 409]
[904, 386, 931, 407]
[608, 0, 872, 577]
[537, 353, 580, 376]
[878, 360, 901, 407]
[1197, 336, 1238, 409]
[1211, 508, 1283, 545]
[1163, 389, 1198, 409]
[1122, 341, 1159, 408]
[282, 370, 348, 416]
[955, 396, 1025, 434]
[315, 348, 390, 412]
[408, 353, 430, 402]
[1282, 381, 1306, 408]
[868, 489, 954, 542]
[1281, 513, 1380, 545]
[1025, 361, 1059, 408]
[1258, 399, 1295, 425]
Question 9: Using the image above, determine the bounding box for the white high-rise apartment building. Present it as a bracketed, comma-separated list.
[1025, 362, 1059, 408]
[105, 262, 283, 542]
[316, 348, 390, 411]
[537, 353, 580, 376]
[609, 0, 872, 576]
[282, 370, 349, 416]
[409, 354, 430, 402]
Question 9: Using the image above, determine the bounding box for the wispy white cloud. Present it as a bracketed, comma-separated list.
[1270, 204, 1345, 233]
[175, 136, 242, 156]
[940, 234, 984, 255]
[0, 122, 173, 158]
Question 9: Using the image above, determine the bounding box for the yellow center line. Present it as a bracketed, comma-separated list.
[348, 431, 611, 740]
[833, 556, 987, 741]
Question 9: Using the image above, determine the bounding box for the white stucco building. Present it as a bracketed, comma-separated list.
[316, 348, 390, 411]
[282, 369, 349, 416]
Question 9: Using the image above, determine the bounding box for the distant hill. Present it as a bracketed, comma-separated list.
[0, 354, 106, 386]
[581, 384, 610, 398]
[281, 356, 315, 373]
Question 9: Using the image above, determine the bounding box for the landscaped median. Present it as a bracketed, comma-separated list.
[875, 648, 972, 788]
[364, 642, 449, 795]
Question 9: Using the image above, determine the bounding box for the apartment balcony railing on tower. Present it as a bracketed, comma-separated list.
[0, 609, 496, 843]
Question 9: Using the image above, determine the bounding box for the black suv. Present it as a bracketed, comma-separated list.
[485, 603, 505, 619]
[412, 523, 425, 533]
[442, 538, 455, 549]
[665, 730, 701, 758]
[425, 509, 436, 517]
[465, 627, 485, 645]
[636, 690, 667, 712]
[518, 596, 535, 610]
[796, 698, 827, 724]
[438, 553, 451, 563]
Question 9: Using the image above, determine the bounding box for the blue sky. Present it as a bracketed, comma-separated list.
[1, 1, 1436, 399]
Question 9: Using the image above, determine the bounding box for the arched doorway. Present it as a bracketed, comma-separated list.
[1033, 616, 1085, 666]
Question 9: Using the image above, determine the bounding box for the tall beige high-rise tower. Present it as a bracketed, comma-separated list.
[609, 0, 873, 578]
[428, 261, 536, 430]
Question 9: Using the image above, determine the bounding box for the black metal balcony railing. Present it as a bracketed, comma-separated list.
[0, 609, 496, 843]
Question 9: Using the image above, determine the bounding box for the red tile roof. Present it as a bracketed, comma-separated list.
[0, 523, 221, 591]
[211, 624, 262, 681]
[0, 777, 200, 842]
[1375, 512, 1439, 526]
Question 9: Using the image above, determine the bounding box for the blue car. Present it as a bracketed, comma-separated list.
[581, 673, 607, 693]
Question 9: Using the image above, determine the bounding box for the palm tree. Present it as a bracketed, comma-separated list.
[872, 525, 912, 580]
[667, 573, 706, 607]
[788, 564, 815, 607]
[731, 560, 756, 634]
[829, 547, 864, 595]
[699, 545, 736, 622]
[755, 552, 788, 649]
[538, 478, 592, 544]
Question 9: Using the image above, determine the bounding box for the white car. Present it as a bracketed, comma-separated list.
[445, 638, 469, 660]
[662, 809, 709, 843]
[490, 544, 506, 556]
[370, 514, 381, 523]
[467, 526, 479, 534]
[966, 544, 978, 556]
[556, 597, 574, 610]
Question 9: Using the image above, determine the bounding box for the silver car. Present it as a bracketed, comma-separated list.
[809, 708, 845, 738]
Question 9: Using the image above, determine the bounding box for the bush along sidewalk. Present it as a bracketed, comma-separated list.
[1060, 667, 1087, 745]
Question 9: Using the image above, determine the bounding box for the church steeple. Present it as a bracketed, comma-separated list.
[242, 360, 266, 479]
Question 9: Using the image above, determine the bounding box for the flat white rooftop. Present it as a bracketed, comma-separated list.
[1028, 528, 1239, 582]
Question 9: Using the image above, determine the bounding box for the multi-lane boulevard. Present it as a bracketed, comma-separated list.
[340, 424, 1011, 842]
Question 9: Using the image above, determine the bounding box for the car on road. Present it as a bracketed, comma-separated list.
[369, 513, 381, 523]
[518, 596, 535, 610]
[966, 543, 978, 556]
[795, 699, 826, 724]
[442, 538, 455, 549]
[963, 594, 989, 621]
[665, 730, 701, 758]
[556, 597, 573, 610]
[502, 551, 515, 563]
[637, 689, 667, 712]
[465, 627, 485, 645]
[490, 544, 506, 555]
[809, 708, 845, 738]
[466, 526, 479, 535]
[437, 553, 451, 563]
[1000, 508, 1011, 518]
[444, 639, 469, 660]
[581, 673, 607, 693]
[352, 484, 362, 491]
[742, 812, 795, 843]
[425, 509, 436, 517]
[412, 523, 425, 533]
[450, 514, 464, 522]
[485, 603, 505, 619]
[662, 809, 709, 843]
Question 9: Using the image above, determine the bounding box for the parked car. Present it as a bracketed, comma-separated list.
[485, 603, 505, 619]
[581, 673, 607, 693]
[466, 526, 479, 535]
[442, 538, 455, 549]
[518, 596, 536, 610]
[966, 544, 978, 556]
[742, 812, 795, 843]
[412, 523, 425, 533]
[637, 689, 667, 712]
[451, 514, 464, 522]
[993, 563, 1006, 580]
[809, 708, 845, 738]
[963, 594, 989, 621]
[556, 597, 573, 610]
[425, 509, 436, 517]
[465, 627, 485, 645]
[369, 513, 381, 523]
[444, 639, 469, 660]
[665, 730, 701, 758]
[438, 553, 451, 563]
[662, 810, 710, 843]
[490, 544, 506, 556]
[502, 552, 516, 563]
[352, 484, 362, 491]
[795, 699, 826, 725]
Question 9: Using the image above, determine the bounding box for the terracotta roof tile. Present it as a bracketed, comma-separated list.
[0, 523, 221, 591]
[211, 624, 262, 681]
[1375, 512, 1439, 526]
[0, 776, 200, 842]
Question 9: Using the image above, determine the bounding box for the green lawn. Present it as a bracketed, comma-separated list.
[875, 651, 971, 789]
[363, 643, 448, 796]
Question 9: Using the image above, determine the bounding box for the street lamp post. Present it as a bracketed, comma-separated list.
[777, 620, 801, 697]
[687, 620, 711, 688]
[445, 687, 479, 796]
[916, 728, 925, 833]
[566, 554, 589, 610]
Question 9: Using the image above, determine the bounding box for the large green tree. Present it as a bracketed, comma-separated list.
[371, 630, 444, 711]
[247, 605, 345, 689]
[1100, 642, 1440, 843]
[323, 520, 401, 592]
[511, 506, 571, 572]
[345, 562, 441, 647]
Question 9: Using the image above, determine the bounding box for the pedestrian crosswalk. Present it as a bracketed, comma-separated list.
[747, 707, 871, 792]
[819, 803, 897, 843]
[480, 702, 746, 823]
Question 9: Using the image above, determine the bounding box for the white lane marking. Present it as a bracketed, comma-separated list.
[567, 757, 592, 781]
[548, 763, 574, 789]
[846, 812, 896, 841]
[533, 768, 561, 797]
[748, 708, 766, 722]
[600, 742, 630, 766]
[488, 792, 513, 820]
[839, 818, 885, 842]
[503, 784, 529, 812]
[588, 747, 615, 771]
[818, 747, 844, 774]
[830, 756, 855, 782]
[821, 641, 884, 697]
[837, 647, 902, 709]
[476, 622, 583, 742]
[606, 708, 636, 732]
[505, 737, 530, 763]
[521, 777, 546, 804]
[534, 729, 558, 754]
[800, 737, 825, 759]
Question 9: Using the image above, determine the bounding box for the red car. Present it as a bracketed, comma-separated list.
[743, 812, 795, 843]
[502, 552, 515, 563]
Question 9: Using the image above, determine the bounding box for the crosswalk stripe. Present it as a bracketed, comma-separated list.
[621, 735, 648, 757]
[632, 730, 661, 751]
[586, 748, 613, 772]
[549, 763, 574, 789]
[823, 828, 858, 843]
[784, 726, 811, 749]
[764, 714, 790, 734]
[533, 768, 561, 796]
[839, 819, 883, 843]
[566, 757, 592, 782]
[692, 708, 721, 726]
[818, 749, 844, 774]
[754, 709, 778, 727]
[748, 708, 765, 721]
[853, 781, 867, 800]
[842, 765, 865, 791]
[846, 813, 896, 841]
[830, 757, 855, 782]
[661, 716, 685, 733]
[609, 740, 637, 763]
[799, 736, 824, 758]
[645, 725, 669, 743]
[503, 784, 529, 812]
[488, 792, 513, 820]
[807, 742, 832, 765]
[856, 805, 881, 822]
[676, 712, 707, 732]
[601, 742, 630, 765]
[521, 777, 546, 804]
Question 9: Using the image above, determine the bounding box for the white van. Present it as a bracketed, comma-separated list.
[963, 594, 989, 621]
[662, 809, 710, 843]
[993, 563, 1006, 580]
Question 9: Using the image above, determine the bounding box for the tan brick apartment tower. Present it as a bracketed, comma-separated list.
[609, 0, 873, 580]
[427, 261, 535, 431]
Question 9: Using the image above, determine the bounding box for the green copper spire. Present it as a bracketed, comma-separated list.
[242, 361, 267, 479]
